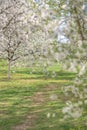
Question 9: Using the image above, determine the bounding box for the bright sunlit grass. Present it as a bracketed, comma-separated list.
[0, 60, 85, 130]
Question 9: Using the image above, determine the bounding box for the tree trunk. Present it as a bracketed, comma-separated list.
[8, 60, 11, 79]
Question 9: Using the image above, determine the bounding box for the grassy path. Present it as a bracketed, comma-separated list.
[12, 83, 65, 130]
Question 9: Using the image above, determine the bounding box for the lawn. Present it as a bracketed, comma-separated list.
[0, 60, 86, 130]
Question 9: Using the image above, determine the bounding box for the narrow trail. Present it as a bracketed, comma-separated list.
[13, 84, 60, 130]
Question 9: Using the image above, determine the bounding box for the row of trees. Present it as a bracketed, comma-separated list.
[0, 0, 59, 79]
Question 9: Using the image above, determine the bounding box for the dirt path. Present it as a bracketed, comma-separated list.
[13, 84, 58, 130]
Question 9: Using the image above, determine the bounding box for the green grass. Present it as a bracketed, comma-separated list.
[0, 60, 86, 130]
